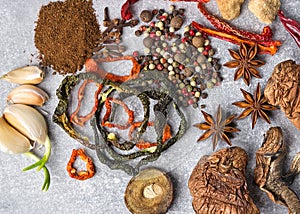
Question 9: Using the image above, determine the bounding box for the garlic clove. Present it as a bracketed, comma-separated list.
[0, 116, 32, 154]
[0, 66, 45, 85]
[7, 85, 49, 106]
[3, 104, 47, 145]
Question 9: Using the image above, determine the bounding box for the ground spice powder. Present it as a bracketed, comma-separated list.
[34, 0, 101, 74]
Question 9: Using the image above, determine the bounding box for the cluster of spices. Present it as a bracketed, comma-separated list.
[53, 71, 186, 176]
[0, 66, 51, 191]
[134, 6, 221, 108]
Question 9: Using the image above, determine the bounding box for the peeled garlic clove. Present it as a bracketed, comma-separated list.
[4, 104, 47, 145]
[7, 85, 49, 106]
[0, 116, 32, 154]
[0, 66, 44, 85]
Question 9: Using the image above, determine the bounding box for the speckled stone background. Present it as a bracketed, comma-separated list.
[0, 0, 300, 213]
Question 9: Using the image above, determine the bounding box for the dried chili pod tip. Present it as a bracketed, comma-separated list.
[0, 116, 32, 154]
[7, 85, 49, 106]
[0, 66, 45, 85]
[124, 168, 173, 214]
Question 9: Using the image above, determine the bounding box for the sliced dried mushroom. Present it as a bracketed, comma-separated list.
[188, 147, 259, 214]
[248, 0, 281, 24]
[264, 60, 300, 130]
[254, 127, 300, 213]
[216, 0, 245, 20]
[124, 168, 173, 214]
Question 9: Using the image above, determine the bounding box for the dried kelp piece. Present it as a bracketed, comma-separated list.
[124, 168, 173, 214]
[53, 73, 105, 149]
[93, 89, 186, 175]
[254, 127, 300, 214]
[264, 60, 300, 130]
[188, 147, 259, 214]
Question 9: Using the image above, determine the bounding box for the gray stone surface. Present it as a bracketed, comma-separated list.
[0, 0, 299, 213]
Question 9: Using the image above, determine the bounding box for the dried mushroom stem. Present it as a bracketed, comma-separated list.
[124, 168, 173, 214]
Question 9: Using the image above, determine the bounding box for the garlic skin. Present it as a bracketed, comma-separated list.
[0, 116, 32, 154]
[3, 104, 47, 145]
[0, 66, 44, 85]
[7, 85, 49, 106]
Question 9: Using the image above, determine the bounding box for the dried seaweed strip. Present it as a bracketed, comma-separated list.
[53, 73, 105, 149]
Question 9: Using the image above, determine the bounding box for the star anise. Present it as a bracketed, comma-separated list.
[224, 43, 265, 86]
[232, 83, 278, 129]
[193, 105, 240, 150]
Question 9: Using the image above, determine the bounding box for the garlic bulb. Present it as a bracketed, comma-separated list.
[0, 66, 44, 85]
[3, 104, 47, 144]
[0, 116, 32, 154]
[7, 85, 49, 106]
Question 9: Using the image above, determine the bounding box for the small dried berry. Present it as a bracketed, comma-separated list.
[170, 16, 184, 29]
[140, 10, 154, 23]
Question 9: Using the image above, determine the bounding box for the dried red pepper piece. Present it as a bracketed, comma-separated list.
[102, 97, 134, 130]
[85, 55, 141, 83]
[70, 80, 103, 126]
[278, 10, 300, 48]
[121, 0, 139, 20]
[197, 3, 273, 41]
[130, 122, 172, 150]
[67, 148, 95, 180]
[192, 21, 281, 55]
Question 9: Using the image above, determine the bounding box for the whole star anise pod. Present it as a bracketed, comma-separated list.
[233, 83, 277, 129]
[224, 43, 265, 86]
[193, 105, 240, 150]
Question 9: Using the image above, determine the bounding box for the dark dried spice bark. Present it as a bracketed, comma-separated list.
[264, 60, 300, 130]
[188, 147, 260, 214]
[35, 0, 101, 74]
[254, 127, 300, 213]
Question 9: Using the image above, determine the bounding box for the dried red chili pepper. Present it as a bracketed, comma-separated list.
[85, 55, 141, 83]
[67, 148, 95, 180]
[192, 21, 281, 55]
[197, 3, 273, 41]
[70, 80, 103, 126]
[102, 97, 134, 130]
[121, 0, 139, 20]
[278, 10, 300, 48]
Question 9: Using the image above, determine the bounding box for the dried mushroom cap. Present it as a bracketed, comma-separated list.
[248, 0, 281, 24]
[124, 168, 173, 214]
[188, 147, 260, 214]
[264, 60, 300, 130]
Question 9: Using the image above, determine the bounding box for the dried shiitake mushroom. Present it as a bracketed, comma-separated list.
[254, 127, 300, 213]
[264, 60, 300, 130]
[124, 168, 173, 214]
[188, 147, 260, 214]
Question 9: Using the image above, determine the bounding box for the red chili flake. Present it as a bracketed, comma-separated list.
[67, 148, 95, 181]
[121, 0, 139, 20]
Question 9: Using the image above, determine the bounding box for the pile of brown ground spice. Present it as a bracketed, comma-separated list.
[34, 0, 101, 74]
